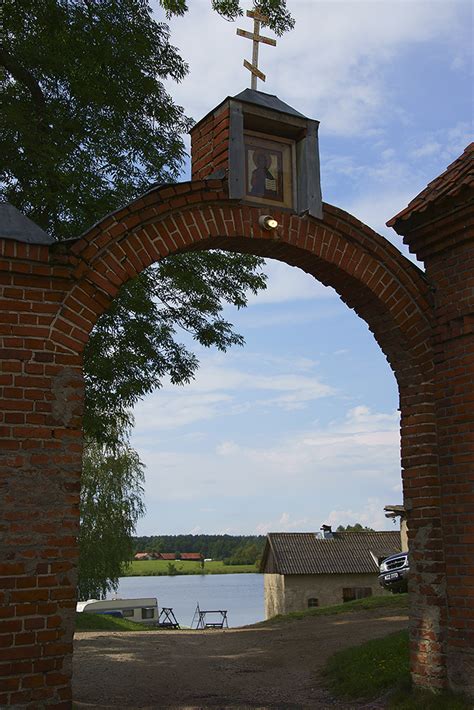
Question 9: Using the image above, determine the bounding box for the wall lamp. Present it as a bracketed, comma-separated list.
[259, 215, 279, 231]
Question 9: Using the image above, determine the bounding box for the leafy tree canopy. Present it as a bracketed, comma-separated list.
[161, 0, 295, 35]
[133, 534, 266, 562]
[84, 250, 266, 445]
[1, 0, 293, 596]
[1, 0, 293, 238]
[336, 523, 376, 532]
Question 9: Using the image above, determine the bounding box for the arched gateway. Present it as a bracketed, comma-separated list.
[0, 87, 472, 707]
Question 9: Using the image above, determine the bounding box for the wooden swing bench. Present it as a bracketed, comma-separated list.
[191, 603, 229, 629]
[157, 607, 180, 629]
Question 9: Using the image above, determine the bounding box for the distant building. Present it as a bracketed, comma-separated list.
[260, 527, 400, 619]
[134, 552, 156, 561]
[180, 553, 204, 561]
[133, 552, 204, 562]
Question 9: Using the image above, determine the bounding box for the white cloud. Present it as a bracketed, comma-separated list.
[246, 259, 335, 305]
[254, 498, 402, 534]
[137, 405, 400, 504]
[157, 0, 467, 137]
[133, 391, 232, 431]
[132, 353, 335, 433]
[410, 122, 472, 163]
[325, 496, 400, 532]
[255, 512, 313, 535]
[234, 303, 339, 330]
[411, 141, 442, 159]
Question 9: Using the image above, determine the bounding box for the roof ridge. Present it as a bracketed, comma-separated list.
[388, 142, 474, 228]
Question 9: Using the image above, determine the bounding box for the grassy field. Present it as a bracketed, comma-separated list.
[261, 592, 409, 624]
[75, 612, 157, 632]
[123, 559, 257, 576]
[322, 629, 471, 709]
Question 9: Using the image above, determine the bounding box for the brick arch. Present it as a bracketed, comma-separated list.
[47, 182, 445, 695]
[51, 180, 434, 389]
[2, 180, 456, 706]
[54, 183, 448, 694]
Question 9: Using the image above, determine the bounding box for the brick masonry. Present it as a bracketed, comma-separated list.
[389, 152, 474, 694]
[0, 175, 472, 704]
[190, 105, 231, 181]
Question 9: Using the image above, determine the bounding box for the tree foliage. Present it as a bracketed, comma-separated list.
[336, 523, 376, 532]
[161, 0, 295, 35]
[78, 435, 145, 600]
[133, 534, 266, 562]
[84, 250, 266, 445]
[2, 0, 191, 238]
[1, 0, 294, 238]
[1, 0, 293, 597]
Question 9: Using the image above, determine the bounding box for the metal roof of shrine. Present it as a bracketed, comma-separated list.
[0, 203, 55, 244]
[233, 88, 307, 119]
[191, 89, 309, 133]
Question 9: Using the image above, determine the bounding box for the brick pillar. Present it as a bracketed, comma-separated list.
[430, 240, 474, 693]
[389, 144, 474, 694]
[0, 237, 82, 707]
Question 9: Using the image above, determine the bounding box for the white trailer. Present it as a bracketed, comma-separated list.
[76, 597, 158, 626]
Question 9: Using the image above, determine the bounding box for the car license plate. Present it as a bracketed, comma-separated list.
[385, 572, 399, 581]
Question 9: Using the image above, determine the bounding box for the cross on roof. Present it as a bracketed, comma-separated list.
[237, 9, 276, 90]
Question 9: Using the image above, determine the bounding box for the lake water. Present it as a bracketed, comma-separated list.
[113, 573, 264, 628]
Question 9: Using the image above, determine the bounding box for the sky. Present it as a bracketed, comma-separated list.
[131, 0, 473, 537]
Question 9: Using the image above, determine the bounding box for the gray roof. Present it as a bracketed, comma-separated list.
[262, 531, 401, 575]
[233, 89, 307, 119]
[0, 203, 54, 244]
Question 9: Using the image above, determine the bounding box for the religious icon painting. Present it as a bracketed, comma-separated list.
[244, 132, 295, 209]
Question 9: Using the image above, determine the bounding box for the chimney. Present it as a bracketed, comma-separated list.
[317, 524, 334, 540]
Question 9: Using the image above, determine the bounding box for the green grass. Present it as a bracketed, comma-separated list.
[123, 559, 257, 576]
[388, 686, 472, 710]
[322, 628, 471, 709]
[323, 629, 410, 698]
[262, 592, 409, 624]
[75, 612, 157, 632]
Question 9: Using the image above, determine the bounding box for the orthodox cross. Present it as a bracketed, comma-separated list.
[237, 9, 276, 90]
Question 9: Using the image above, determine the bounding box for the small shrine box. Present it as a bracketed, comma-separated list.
[190, 89, 322, 219]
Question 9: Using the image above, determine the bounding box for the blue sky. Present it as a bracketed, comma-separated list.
[132, 0, 473, 536]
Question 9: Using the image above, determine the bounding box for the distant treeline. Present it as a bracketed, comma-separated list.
[132, 534, 266, 565]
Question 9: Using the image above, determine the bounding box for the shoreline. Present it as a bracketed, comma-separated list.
[123, 561, 259, 577]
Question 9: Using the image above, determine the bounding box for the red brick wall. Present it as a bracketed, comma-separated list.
[0, 180, 471, 704]
[402, 201, 474, 693]
[0, 241, 83, 707]
[190, 105, 230, 180]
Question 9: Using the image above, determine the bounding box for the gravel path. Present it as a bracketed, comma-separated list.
[73, 609, 408, 709]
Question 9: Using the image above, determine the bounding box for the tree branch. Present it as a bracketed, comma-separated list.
[0, 47, 47, 114]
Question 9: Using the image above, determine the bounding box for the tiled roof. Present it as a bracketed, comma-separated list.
[180, 553, 203, 560]
[387, 143, 474, 228]
[159, 553, 176, 560]
[263, 531, 401, 575]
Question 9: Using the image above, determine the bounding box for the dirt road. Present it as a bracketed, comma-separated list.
[73, 608, 408, 709]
